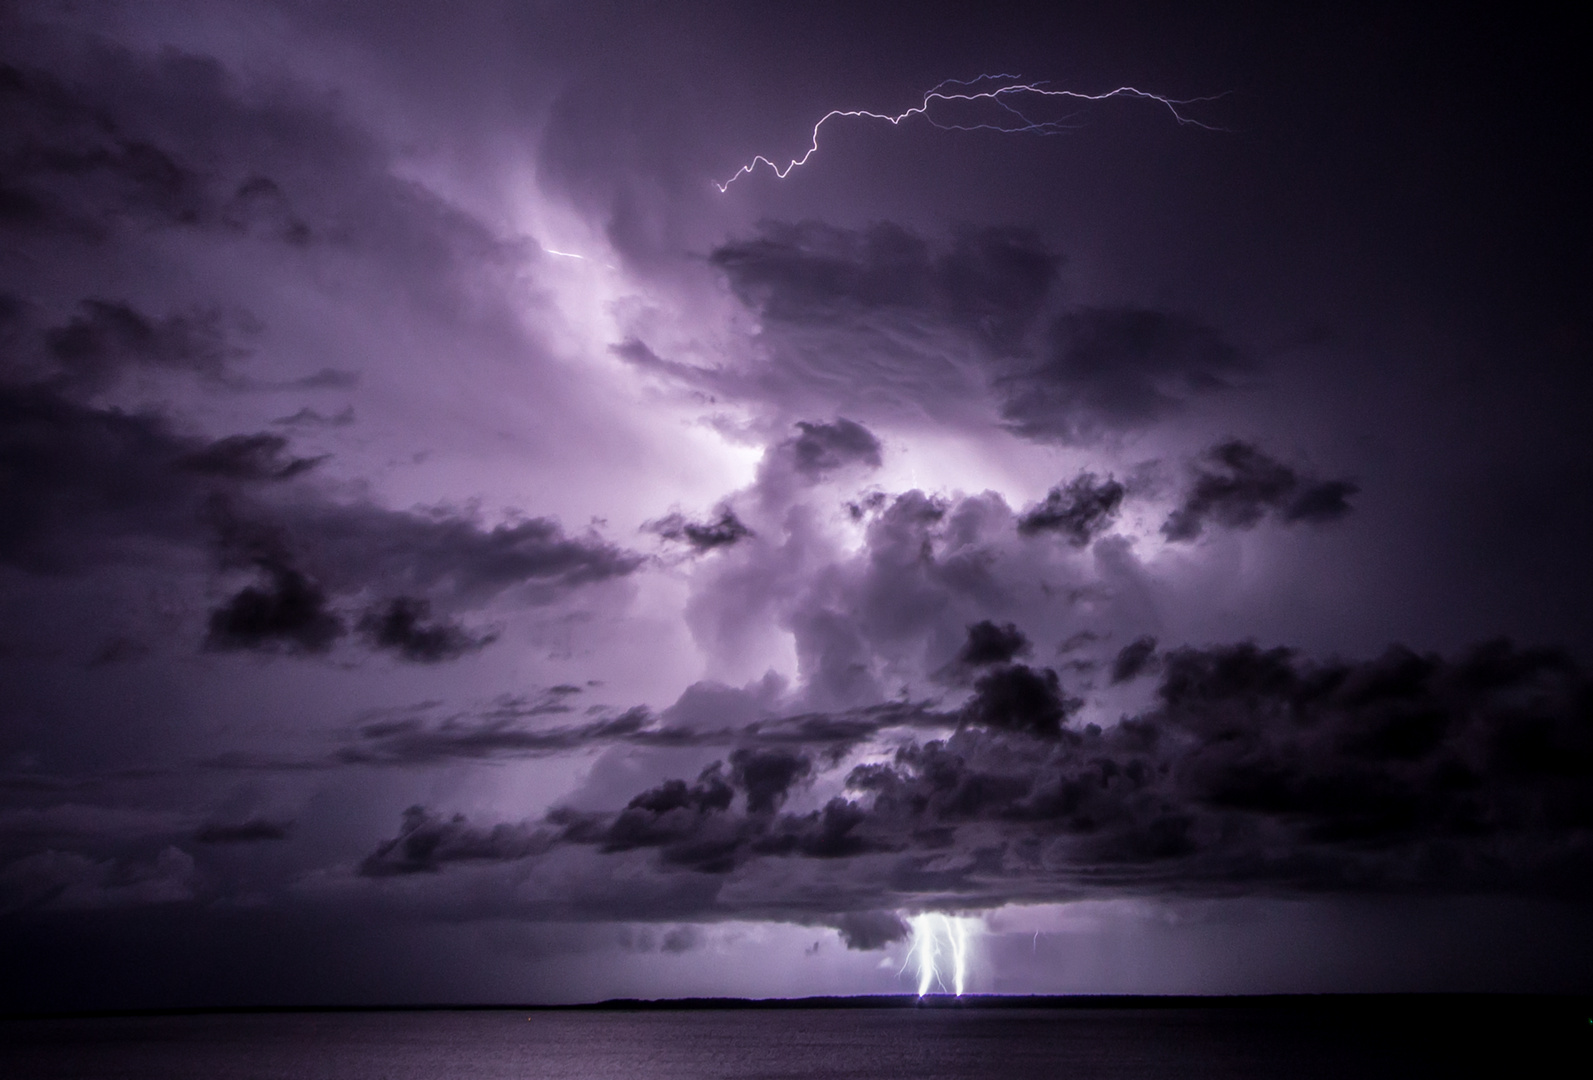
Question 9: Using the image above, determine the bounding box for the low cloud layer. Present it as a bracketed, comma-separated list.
[359, 639, 1593, 927]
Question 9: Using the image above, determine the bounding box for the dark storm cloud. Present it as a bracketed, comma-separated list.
[335, 705, 654, 767]
[1162, 440, 1358, 541]
[1110, 635, 1160, 684]
[644, 507, 753, 553]
[204, 694, 939, 774]
[786, 419, 883, 478]
[1017, 472, 1126, 545]
[710, 221, 1061, 351]
[590, 764, 740, 869]
[10, 296, 348, 397]
[959, 663, 1080, 738]
[220, 175, 311, 245]
[41, 299, 234, 392]
[955, 621, 1031, 668]
[741, 701, 947, 749]
[998, 308, 1249, 444]
[0, 385, 262, 571]
[206, 557, 343, 654]
[360, 638, 1593, 919]
[0, 375, 639, 647]
[830, 910, 909, 950]
[617, 223, 1066, 430]
[179, 433, 324, 481]
[0, 59, 210, 236]
[272, 405, 355, 428]
[0, 804, 192, 843]
[194, 818, 291, 844]
[742, 418, 884, 516]
[659, 925, 702, 953]
[0, 846, 196, 913]
[206, 495, 644, 610]
[357, 597, 496, 663]
[0, 45, 333, 248]
[506, 755, 889, 875]
[0, 30, 522, 336]
[728, 747, 812, 814]
[608, 336, 715, 390]
[699, 221, 1253, 445]
[275, 368, 360, 391]
[360, 805, 554, 876]
[322, 695, 944, 771]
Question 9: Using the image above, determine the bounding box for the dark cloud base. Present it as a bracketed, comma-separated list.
[350, 638, 1593, 935]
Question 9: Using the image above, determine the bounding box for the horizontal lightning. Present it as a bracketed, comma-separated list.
[716, 74, 1226, 192]
[539, 244, 616, 270]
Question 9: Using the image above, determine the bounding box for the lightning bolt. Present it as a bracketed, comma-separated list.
[906, 912, 975, 997]
[716, 74, 1226, 192]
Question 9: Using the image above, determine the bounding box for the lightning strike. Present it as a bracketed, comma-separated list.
[906, 913, 977, 997]
[539, 244, 617, 270]
[716, 74, 1226, 191]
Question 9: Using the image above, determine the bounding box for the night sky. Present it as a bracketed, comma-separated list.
[2, 2, 1590, 1009]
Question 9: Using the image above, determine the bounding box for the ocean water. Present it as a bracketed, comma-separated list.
[2, 1003, 1586, 1079]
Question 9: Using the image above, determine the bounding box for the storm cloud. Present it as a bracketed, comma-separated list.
[1017, 473, 1126, 545]
[206, 557, 343, 654]
[0, 381, 640, 625]
[645, 507, 754, 553]
[998, 308, 1249, 444]
[710, 221, 1060, 352]
[2, 1, 1589, 1007]
[1163, 440, 1358, 541]
[357, 597, 496, 663]
[359, 638, 1593, 924]
[955, 621, 1032, 668]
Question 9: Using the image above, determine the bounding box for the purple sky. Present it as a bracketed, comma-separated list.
[2, 1, 1590, 1008]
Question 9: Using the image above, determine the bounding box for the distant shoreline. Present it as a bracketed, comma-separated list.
[5, 992, 1588, 1022]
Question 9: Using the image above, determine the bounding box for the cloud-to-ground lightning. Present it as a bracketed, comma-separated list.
[906, 913, 976, 996]
[716, 74, 1225, 192]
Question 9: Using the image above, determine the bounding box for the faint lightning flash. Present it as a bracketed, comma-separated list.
[716, 73, 1225, 192]
[906, 913, 975, 996]
[539, 244, 616, 270]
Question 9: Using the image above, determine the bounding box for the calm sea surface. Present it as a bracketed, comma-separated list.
[3, 1004, 1586, 1079]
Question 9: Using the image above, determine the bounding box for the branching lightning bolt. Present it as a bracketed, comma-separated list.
[716, 74, 1226, 192]
[906, 913, 974, 997]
